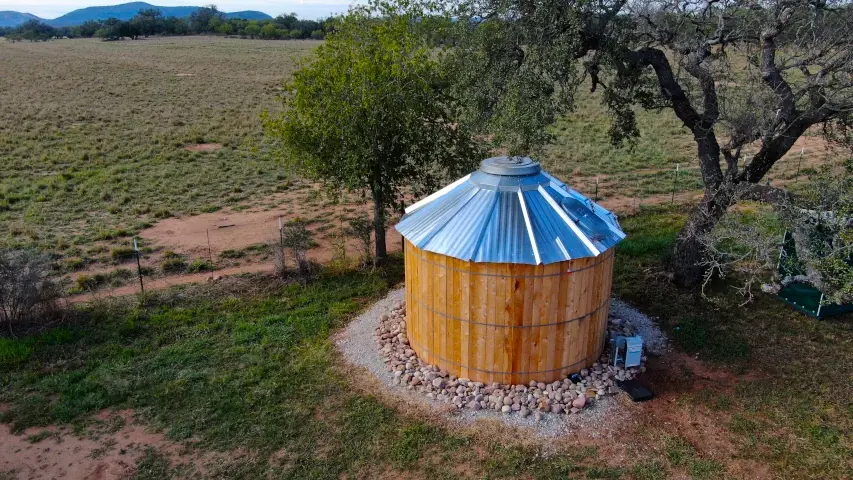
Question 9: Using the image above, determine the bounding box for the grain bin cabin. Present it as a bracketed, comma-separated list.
[395, 156, 626, 384]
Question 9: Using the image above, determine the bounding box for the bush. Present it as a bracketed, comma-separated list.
[347, 214, 374, 269]
[73, 269, 135, 293]
[274, 220, 314, 278]
[187, 260, 215, 273]
[110, 246, 135, 262]
[62, 257, 86, 272]
[75, 274, 98, 291]
[161, 257, 186, 274]
[0, 249, 62, 334]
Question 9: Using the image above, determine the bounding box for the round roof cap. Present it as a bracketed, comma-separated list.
[479, 156, 541, 176]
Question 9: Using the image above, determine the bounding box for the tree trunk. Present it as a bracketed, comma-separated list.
[370, 186, 387, 263]
[671, 187, 733, 287]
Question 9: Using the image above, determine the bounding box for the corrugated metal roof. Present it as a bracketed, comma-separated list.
[395, 156, 626, 264]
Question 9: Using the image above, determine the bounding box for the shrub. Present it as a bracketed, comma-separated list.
[95, 228, 129, 240]
[187, 260, 215, 273]
[62, 257, 86, 272]
[347, 214, 374, 269]
[274, 220, 314, 278]
[219, 249, 245, 259]
[161, 257, 186, 274]
[75, 274, 98, 291]
[110, 246, 135, 262]
[0, 249, 62, 334]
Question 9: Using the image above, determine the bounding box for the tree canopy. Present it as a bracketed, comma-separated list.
[263, 4, 482, 261]
[442, 0, 853, 287]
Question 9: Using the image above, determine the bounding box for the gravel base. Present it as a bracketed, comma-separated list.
[336, 288, 663, 438]
[610, 299, 668, 355]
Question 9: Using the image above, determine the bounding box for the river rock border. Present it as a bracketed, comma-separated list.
[375, 300, 647, 419]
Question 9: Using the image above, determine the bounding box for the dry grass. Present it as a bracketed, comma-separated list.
[0, 37, 319, 261]
[0, 36, 846, 282]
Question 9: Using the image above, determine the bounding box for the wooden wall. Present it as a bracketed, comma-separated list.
[404, 240, 615, 384]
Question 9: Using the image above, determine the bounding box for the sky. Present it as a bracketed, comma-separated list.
[0, 0, 357, 19]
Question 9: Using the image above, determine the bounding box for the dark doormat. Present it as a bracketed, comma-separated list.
[617, 379, 653, 402]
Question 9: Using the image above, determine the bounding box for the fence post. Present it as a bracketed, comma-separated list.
[134, 237, 144, 294]
[594, 177, 599, 202]
[279, 217, 286, 273]
[671, 163, 679, 204]
[206, 229, 213, 263]
[635, 178, 641, 211]
[795, 147, 804, 181]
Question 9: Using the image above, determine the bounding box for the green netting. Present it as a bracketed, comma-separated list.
[776, 231, 853, 318]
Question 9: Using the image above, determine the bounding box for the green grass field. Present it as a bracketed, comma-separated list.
[0, 37, 318, 260]
[1, 36, 851, 479]
[0, 37, 837, 273]
[1, 206, 850, 478]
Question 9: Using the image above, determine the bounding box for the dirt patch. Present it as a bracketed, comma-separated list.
[175, 73, 196, 77]
[183, 143, 223, 152]
[139, 195, 402, 265]
[0, 409, 216, 479]
[66, 263, 274, 304]
[600, 191, 704, 214]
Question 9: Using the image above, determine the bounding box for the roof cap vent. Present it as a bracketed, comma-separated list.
[480, 156, 541, 176]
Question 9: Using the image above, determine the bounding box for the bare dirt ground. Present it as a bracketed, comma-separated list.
[66, 186, 404, 302]
[139, 191, 402, 264]
[66, 263, 275, 304]
[183, 143, 222, 152]
[0, 409, 214, 480]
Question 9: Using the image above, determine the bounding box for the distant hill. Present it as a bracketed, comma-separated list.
[0, 11, 42, 27]
[224, 10, 273, 21]
[0, 2, 272, 28]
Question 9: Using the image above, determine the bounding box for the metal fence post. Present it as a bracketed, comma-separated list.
[134, 237, 144, 294]
[671, 163, 679, 204]
[796, 147, 804, 181]
[279, 217, 286, 272]
[594, 177, 599, 202]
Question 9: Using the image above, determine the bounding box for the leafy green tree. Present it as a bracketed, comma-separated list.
[260, 22, 279, 39]
[132, 8, 163, 37]
[264, 4, 482, 261]
[16, 20, 56, 41]
[75, 20, 102, 37]
[244, 22, 261, 38]
[444, 0, 853, 287]
[216, 23, 233, 35]
[95, 18, 124, 41]
[189, 5, 224, 34]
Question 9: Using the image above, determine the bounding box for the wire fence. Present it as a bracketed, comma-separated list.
[62, 216, 333, 299]
[59, 147, 825, 300]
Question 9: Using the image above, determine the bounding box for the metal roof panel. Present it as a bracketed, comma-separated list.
[395, 156, 625, 264]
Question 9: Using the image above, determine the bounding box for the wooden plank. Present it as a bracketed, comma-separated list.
[473, 260, 487, 382]
[403, 247, 617, 384]
[554, 260, 570, 380]
[509, 265, 524, 384]
[460, 257, 471, 379]
[485, 263, 496, 383]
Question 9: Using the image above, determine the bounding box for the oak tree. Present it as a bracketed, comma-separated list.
[446, 0, 853, 286]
